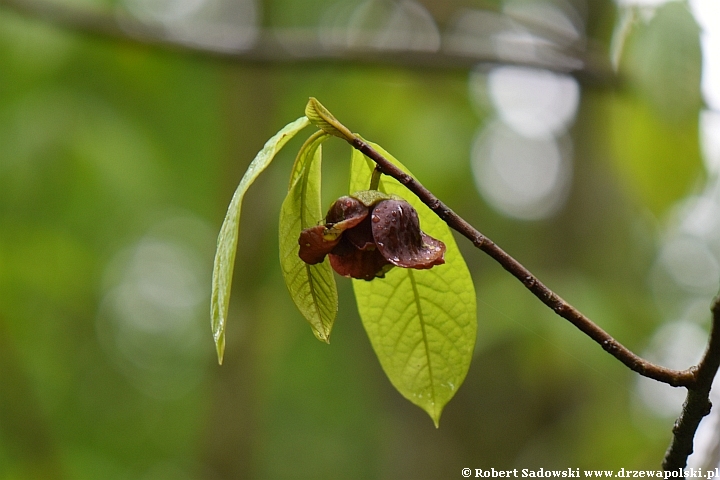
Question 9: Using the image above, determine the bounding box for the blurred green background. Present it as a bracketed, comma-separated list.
[1, 0, 717, 477]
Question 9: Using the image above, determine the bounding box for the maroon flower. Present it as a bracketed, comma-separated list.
[298, 192, 446, 280]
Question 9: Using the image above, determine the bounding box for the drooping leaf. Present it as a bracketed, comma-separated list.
[211, 116, 310, 364]
[349, 142, 477, 426]
[279, 132, 338, 342]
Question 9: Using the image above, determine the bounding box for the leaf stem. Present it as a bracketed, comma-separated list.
[369, 166, 382, 191]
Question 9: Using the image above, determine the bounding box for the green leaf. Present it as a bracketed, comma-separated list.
[211, 116, 310, 364]
[349, 142, 477, 426]
[279, 132, 338, 342]
[605, 92, 701, 215]
[623, 2, 702, 123]
[305, 97, 354, 141]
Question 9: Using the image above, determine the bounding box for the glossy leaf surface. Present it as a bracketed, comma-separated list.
[211, 116, 309, 364]
[279, 132, 338, 342]
[349, 142, 477, 426]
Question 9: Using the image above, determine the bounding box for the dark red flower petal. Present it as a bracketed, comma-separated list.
[370, 199, 446, 269]
[326, 196, 368, 231]
[298, 225, 340, 265]
[299, 195, 444, 277]
[329, 238, 392, 280]
[343, 215, 375, 251]
[298, 197, 370, 265]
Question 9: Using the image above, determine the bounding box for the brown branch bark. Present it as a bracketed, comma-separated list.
[350, 134, 720, 468]
[663, 295, 720, 470]
[350, 135, 696, 388]
[297, 108, 718, 467]
[349, 133, 720, 469]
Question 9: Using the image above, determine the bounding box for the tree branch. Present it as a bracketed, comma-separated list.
[350, 128, 720, 468]
[347, 128, 720, 469]
[349, 135, 696, 387]
[663, 295, 720, 469]
[300, 95, 697, 391]
[0, 0, 616, 85]
[307, 92, 719, 466]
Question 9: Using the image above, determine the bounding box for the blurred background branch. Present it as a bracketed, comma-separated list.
[0, 0, 616, 84]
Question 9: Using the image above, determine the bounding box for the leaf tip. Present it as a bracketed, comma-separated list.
[426, 404, 442, 428]
[215, 332, 225, 365]
[312, 328, 332, 344]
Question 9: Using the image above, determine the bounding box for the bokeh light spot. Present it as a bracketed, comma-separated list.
[471, 120, 572, 221]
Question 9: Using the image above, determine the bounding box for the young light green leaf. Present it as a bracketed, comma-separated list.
[279, 132, 338, 342]
[349, 143, 477, 426]
[211, 116, 310, 364]
[305, 97, 354, 142]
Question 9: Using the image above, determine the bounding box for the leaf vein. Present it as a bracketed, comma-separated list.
[409, 270, 436, 412]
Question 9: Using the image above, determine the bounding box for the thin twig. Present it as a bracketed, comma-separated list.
[350, 132, 720, 469]
[663, 296, 720, 469]
[348, 135, 697, 388]
[307, 95, 720, 468]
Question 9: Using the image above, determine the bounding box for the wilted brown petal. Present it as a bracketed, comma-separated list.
[370, 199, 446, 269]
[298, 225, 339, 265]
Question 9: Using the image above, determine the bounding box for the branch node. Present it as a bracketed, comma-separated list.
[601, 339, 618, 354]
